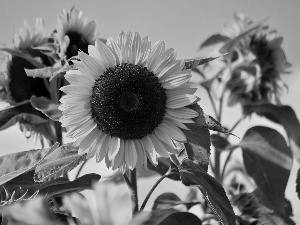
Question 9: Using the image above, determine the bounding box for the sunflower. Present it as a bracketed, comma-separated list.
[59, 32, 199, 172]
[0, 18, 56, 104]
[223, 13, 291, 105]
[55, 7, 97, 60]
[63, 182, 149, 225]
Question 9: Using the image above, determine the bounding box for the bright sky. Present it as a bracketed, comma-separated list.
[1, 0, 300, 222]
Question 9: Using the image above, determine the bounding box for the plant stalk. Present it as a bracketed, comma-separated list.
[130, 168, 139, 213]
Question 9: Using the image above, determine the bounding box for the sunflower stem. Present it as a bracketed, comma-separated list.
[130, 168, 139, 213]
[75, 159, 88, 179]
[140, 171, 175, 211]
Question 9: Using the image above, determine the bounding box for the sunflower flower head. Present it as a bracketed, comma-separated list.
[63, 182, 149, 225]
[55, 7, 97, 60]
[59, 32, 200, 172]
[224, 13, 291, 105]
[0, 18, 56, 104]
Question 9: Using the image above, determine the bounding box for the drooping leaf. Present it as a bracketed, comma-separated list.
[152, 193, 201, 211]
[219, 17, 268, 54]
[296, 167, 300, 200]
[179, 104, 211, 171]
[34, 143, 86, 182]
[210, 134, 235, 151]
[0, 48, 44, 68]
[239, 126, 293, 170]
[158, 212, 202, 225]
[244, 104, 300, 165]
[183, 56, 222, 70]
[179, 159, 236, 225]
[0, 102, 49, 131]
[30, 96, 62, 121]
[199, 34, 230, 49]
[243, 149, 291, 215]
[1, 170, 101, 202]
[25, 67, 60, 79]
[0, 143, 58, 186]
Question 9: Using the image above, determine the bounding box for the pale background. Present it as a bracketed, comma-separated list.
[0, 0, 300, 222]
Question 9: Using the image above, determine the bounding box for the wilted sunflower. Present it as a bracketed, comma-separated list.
[55, 7, 97, 60]
[223, 13, 291, 105]
[59, 32, 199, 171]
[0, 18, 57, 104]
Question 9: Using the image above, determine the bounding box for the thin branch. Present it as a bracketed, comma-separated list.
[220, 150, 235, 182]
[75, 159, 88, 179]
[140, 171, 176, 211]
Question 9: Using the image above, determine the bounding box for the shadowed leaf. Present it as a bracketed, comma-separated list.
[244, 104, 300, 165]
[211, 134, 235, 151]
[179, 159, 236, 225]
[159, 212, 202, 225]
[0, 48, 44, 68]
[0, 102, 49, 131]
[243, 149, 291, 215]
[178, 104, 210, 171]
[240, 126, 293, 170]
[200, 34, 230, 49]
[296, 168, 300, 200]
[30, 96, 62, 121]
[204, 114, 238, 137]
[0, 143, 58, 186]
[34, 143, 86, 182]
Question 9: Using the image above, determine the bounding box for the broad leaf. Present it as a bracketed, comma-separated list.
[211, 134, 235, 151]
[158, 212, 202, 225]
[152, 193, 200, 211]
[243, 150, 291, 215]
[0, 48, 44, 68]
[34, 143, 86, 182]
[239, 126, 292, 170]
[180, 104, 211, 171]
[179, 159, 236, 225]
[0, 144, 58, 186]
[183, 56, 221, 70]
[30, 96, 62, 121]
[1, 170, 100, 202]
[25, 67, 59, 79]
[296, 167, 300, 200]
[0, 102, 49, 131]
[199, 34, 230, 49]
[244, 104, 300, 165]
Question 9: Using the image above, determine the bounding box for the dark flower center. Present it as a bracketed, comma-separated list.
[90, 63, 167, 140]
[65, 31, 89, 59]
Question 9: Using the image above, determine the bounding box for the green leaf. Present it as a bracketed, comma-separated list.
[243, 149, 291, 215]
[183, 56, 222, 70]
[0, 143, 58, 186]
[158, 212, 202, 225]
[147, 158, 181, 180]
[178, 104, 211, 171]
[239, 126, 293, 170]
[152, 193, 201, 211]
[296, 167, 300, 200]
[25, 67, 60, 79]
[204, 114, 237, 137]
[179, 160, 236, 225]
[0, 102, 49, 131]
[0, 48, 44, 68]
[30, 96, 62, 121]
[219, 17, 268, 54]
[34, 143, 86, 182]
[211, 134, 235, 151]
[244, 104, 300, 165]
[200, 34, 230, 49]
